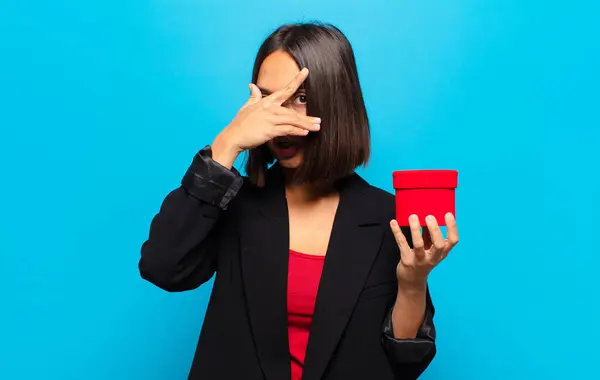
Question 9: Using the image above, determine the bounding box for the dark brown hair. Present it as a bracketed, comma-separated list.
[245, 22, 371, 188]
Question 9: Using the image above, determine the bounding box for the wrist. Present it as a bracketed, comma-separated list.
[211, 131, 241, 169]
[397, 279, 427, 297]
[391, 282, 427, 339]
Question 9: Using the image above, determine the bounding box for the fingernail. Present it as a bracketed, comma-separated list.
[447, 212, 455, 220]
[301, 67, 309, 74]
[409, 214, 418, 222]
[312, 117, 321, 123]
[426, 215, 435, 222]
[313, 124, 321, 129]
[390, 220, 397, 227]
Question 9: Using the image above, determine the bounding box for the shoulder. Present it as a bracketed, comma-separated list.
[342, 173, 396, 220]
[362, 181, 394, 204]
[363, 181, 395, 204]
[365, 183, 396, 220]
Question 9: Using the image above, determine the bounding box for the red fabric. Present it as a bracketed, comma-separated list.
[287, 249, 325, 380]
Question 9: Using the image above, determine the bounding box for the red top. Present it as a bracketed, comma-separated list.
[287, 249, 325, 380]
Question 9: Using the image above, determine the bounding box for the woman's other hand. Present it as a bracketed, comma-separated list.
[390, 213, 459, 289]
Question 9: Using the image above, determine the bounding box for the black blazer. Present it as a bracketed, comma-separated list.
[139, 147, 437, 380]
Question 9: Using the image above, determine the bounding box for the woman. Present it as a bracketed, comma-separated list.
[139, 22, 459, 380]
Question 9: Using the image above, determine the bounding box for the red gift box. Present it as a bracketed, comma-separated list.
[392, 170, 458, 226]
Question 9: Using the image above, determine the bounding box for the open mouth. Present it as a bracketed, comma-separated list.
[272, 138, 299, 158]
[276, 140, 294, 149]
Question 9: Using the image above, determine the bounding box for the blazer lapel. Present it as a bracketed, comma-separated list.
[238, 165, 291, 380]
[302, 174, 385, 380]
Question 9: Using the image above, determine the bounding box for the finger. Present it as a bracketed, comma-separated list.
[241, 84, 262, 110]
[272, 124, 311, 137]
[269, 68, 309, 104]
[438, 213, 459, 261]
[445, 213, 459, 247]
[271, 105, 321, 122]
[439, 241, 451, 262]
[270, 114, 321, 132]
[408, 215, 425, 259]
[425, 215, 446, 261]
[246, 83, 263, 106]
[390, 219, 411, 255]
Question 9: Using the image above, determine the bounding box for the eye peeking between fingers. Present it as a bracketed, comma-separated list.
[293, 93, 307, 105]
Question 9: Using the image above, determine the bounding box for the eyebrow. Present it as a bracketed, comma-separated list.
[257, 87, 272, 96]
[257, 86, 306, 97]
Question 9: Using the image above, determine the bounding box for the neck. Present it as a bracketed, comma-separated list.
[284, 180, 337, 204]
[280, 166, 338, 203]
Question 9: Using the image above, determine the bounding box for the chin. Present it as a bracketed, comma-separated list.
[277, 157, 302, 169]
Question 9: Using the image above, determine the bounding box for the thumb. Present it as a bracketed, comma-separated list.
[246, 83, 262, 106]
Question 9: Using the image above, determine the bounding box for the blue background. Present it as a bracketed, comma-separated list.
[1, 0, 598, 379]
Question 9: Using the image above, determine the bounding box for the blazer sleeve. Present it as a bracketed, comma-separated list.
[381, 288, 437, 379]
[139, 146, 243, 292]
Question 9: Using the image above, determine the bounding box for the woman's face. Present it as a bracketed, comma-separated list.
[256, 50, 308, 170]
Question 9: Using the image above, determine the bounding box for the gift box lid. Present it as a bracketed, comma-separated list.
[393, 170, 458, 189]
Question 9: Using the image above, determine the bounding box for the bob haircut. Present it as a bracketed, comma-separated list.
[245, 22, 371, 188]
